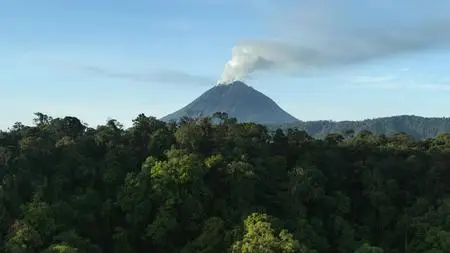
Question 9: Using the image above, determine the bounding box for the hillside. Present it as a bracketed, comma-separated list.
[271, 115, 450, 139]
[161, 81, 299, 124]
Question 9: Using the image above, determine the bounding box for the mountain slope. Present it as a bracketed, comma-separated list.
[161, 81, 299, 124]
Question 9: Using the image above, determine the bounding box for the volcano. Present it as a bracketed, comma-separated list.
[161, 81, 299, 124]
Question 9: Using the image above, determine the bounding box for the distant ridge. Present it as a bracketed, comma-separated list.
[161, 81, 299, 124]
[271, 115, 450, 139]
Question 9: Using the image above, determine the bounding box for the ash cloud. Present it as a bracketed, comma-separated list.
[218, 1, 450, 84]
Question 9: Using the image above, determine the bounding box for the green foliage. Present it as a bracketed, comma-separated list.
[1, 112, 450, 253]
[231, 213, 307, 253]
[354, 243, 384, 253]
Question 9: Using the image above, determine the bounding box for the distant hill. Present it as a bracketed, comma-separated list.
[270, 115, 450, 139]
[160, 81, 449, 139]
[161, 81, 299, 124]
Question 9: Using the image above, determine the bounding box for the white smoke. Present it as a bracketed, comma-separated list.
[217, 1, 450, 84]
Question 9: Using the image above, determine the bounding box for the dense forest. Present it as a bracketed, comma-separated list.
[273, 115, 450, 139]
[1, 112, 450, 253]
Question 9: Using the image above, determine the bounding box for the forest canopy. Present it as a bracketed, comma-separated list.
[1, 112, 450, 253]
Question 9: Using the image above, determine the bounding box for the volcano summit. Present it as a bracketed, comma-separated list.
[161, 81, 298, 124]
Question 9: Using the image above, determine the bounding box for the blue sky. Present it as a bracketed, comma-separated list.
[1, 0, 450, 129]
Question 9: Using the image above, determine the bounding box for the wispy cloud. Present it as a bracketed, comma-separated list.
[16, 50, 215, 86]
[414, 83, 450, 91]
[194, 0, 227, 5]
[151, 18, 194, 32]
[439, 77, 450, 83]
[346, 72, 450, 91]
[345, 81, 450, 91]
[351, 75, 397, 83]
[399, 68, 410, 72]
[81, 65, 214, 86]
[344, 82, 403, 90]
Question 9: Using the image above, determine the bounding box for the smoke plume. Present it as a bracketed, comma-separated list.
[218, 1, 450, 84]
